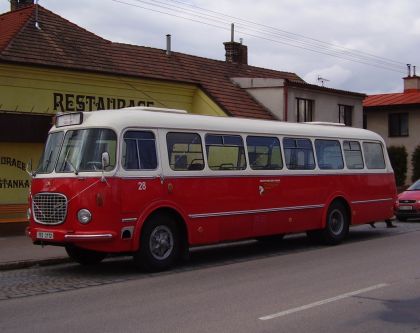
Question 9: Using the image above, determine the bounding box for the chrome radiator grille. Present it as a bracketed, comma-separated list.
[32, 193, 68, 225]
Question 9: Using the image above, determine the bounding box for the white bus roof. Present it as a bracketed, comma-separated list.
[52, 107, 384, 142]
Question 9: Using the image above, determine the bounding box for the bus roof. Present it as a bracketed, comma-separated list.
[53, 107, 384, 142]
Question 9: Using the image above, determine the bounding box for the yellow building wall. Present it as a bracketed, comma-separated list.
[0, 143, 43, 204]
[0, 63, 226, 208]
[0, 63, 226, 116]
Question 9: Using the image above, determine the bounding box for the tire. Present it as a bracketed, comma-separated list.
[319, 201, 349, 245]
[65, 245, 107, 265]
[397, 216, 407, 222]
[134, 213, 181, 272]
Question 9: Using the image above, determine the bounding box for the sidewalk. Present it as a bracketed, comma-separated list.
[0, 235, 69, 270]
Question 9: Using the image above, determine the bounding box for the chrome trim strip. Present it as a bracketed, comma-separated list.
[64, 233, 113, 240]
[122, 218, 138, 223]
[351, 198, 394, 204]
[189, 204, 325, 219]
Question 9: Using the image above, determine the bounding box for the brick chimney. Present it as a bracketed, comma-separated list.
[10, 0, 34, 11]
[224, 41, 248, 65]
[403, 64, 420, 92]
[223, 24, 248, 65]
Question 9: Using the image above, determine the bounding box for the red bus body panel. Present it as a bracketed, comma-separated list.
[28, 172, 396, 253]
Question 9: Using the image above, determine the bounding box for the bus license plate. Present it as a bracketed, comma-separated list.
[36, 231, 54, 240]
[399, 206, 413, 211]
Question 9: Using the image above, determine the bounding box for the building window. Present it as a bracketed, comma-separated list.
[338, 105, 353, 126]
[296, 98, 313, 122]
[389, 113, 408, 137]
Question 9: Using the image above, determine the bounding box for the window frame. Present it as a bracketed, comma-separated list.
[314, 139, 344, 170]
[246, 135, 283, 170]
[388, 113, 409, 137]
[338, 104, 353, 127]
[362, 141, 386, 170]
[343, 140, 364, 170]
[296, 98, 314, 123]
[122, 130, 158, 171]
[283, 137, 316, 170]
[205, 133, 247, 171]
[166, 132, 205, 172]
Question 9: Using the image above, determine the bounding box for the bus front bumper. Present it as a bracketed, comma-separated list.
[26, 227, 116, 243]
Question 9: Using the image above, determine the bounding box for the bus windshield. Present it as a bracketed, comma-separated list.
[56, 128, 117, 173]
[37, 128, 117, 174]
[37, 131, 64, 174]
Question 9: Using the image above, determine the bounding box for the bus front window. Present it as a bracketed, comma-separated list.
[56, 128, 117, 173]
[37, 131, 64, 174]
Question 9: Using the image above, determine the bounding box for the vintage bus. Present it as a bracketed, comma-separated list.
[27, 107, 397, 271]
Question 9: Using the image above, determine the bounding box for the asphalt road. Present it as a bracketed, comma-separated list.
[1, 222, 420, 333]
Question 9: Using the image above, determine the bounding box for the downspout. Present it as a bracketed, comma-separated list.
[283, 81, 288, 122]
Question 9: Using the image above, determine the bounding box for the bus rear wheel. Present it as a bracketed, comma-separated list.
[134, 213, 181, 272]
[65, 245, 107, 265]
[320, 201, 349, 245]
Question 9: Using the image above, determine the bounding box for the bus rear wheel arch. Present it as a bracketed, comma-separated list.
[307, 199, 350, 245]
[133, 210, 187, 271]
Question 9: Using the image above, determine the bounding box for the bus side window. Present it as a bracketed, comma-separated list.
[315, 139, 344, 170]
[122, 131, 157, 170]
[166, 132, 204, 171]
[283, 137, 315, 170]
[205, 134, 246, 171]
[363, 142, 386, 169]
[246, 136, 283, 170]
[343, 140, 364, 169]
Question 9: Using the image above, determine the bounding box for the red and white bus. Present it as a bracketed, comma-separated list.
[27, 107, 397, 270]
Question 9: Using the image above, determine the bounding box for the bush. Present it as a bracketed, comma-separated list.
[412, 145, 420, 182]
[387, 146, 407, 186]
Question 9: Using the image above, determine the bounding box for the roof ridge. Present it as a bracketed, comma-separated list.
[112, 41, 302, 80]
[36, 5, 109, 43]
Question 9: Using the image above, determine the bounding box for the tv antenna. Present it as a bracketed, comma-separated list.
[317, 76, 330, 87]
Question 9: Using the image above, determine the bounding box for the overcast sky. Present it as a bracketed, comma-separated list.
[2, 0, 420, 95]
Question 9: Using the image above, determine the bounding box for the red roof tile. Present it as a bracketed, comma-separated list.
[0, 5, 33, 51]
[363, 91, 420, 108]
[0, 5, 304, 119]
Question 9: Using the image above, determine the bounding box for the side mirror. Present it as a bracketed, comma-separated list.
[101, 152, 110, 170]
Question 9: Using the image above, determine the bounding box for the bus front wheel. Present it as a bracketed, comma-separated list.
[65, 245, 107, 265]
[134, 213, 181, 271]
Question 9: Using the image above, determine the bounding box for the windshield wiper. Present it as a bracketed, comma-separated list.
[63, 149, 79, 175]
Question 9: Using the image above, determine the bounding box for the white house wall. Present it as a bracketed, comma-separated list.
[287, 87, 363, 128]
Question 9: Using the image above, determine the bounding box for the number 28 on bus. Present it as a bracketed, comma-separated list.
[26, 107, 397, 271]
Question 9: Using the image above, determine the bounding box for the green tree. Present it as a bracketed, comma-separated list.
[411, 145, 420, 182]
[387, 146, 407, 186]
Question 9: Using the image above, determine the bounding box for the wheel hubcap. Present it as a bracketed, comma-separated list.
[329, 209, 344, 236]
[149, 225, 174, 260]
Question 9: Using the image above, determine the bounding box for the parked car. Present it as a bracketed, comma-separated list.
[395, 180, 420, 221]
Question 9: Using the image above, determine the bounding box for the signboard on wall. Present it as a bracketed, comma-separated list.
[0, 143, 43, 204]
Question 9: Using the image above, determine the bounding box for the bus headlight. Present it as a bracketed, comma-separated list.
[77, 209, 92, 224]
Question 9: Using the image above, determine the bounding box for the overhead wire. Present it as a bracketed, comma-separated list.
[111, 0, 407, 74]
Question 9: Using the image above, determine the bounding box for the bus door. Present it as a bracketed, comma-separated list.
[119, 129, 164, 231]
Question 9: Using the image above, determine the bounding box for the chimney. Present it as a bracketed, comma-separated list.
[10, 0, 34, 11]
[166, 34, 171, 56]
[223, 23, 248, 65]
[403, 64, 420, 92]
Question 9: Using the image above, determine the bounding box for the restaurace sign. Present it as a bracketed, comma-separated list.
[53, 93, 155, 112]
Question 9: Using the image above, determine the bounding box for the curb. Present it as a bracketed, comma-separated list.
[0, 257, 71, 271]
